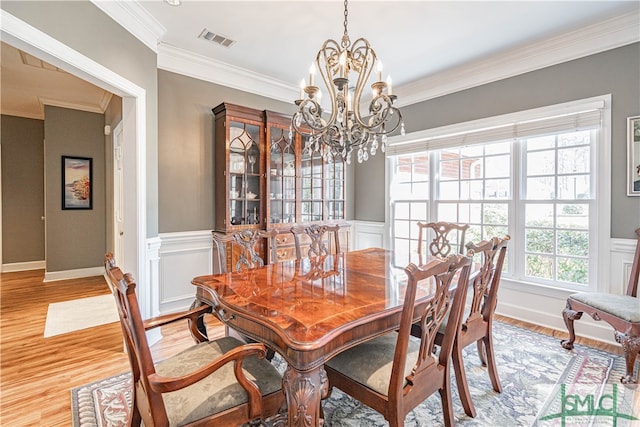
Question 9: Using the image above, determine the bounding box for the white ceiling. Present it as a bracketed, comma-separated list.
[2, 1, 639, 119]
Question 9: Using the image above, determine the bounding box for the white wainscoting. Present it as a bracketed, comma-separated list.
[155, 230, 213, 315]
[495, 237, 637, 346]
[151, 226, 636, 346]
[351, 221, 387, 250]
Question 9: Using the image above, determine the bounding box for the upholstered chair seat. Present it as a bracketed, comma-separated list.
[325, 333, 420, 396]
[567, 293, 640, 322]
[155, 336, 283, 426]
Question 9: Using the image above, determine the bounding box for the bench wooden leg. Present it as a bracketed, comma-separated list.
[614, 331, 640, 385]
[560, 301, 582, 350]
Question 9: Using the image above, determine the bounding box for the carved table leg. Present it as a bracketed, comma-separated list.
[614, 331, 640, 385]
[271, 365, 329, 427]
[560, 301, 582, 350]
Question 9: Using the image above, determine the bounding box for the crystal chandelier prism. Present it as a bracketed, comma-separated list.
[292, 0, 405, 164]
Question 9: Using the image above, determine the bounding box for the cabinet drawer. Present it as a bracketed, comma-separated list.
[275, 246, 297, 261]
[275, 232, 296, 246]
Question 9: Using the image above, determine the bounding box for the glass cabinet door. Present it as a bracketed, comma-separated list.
[268, 126, 296, 225]
[325, 152, 345, 220]
[229, 121, 261, 226]
[301, 141, 324, 222]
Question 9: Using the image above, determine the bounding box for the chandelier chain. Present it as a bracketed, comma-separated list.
[342, 0, 350, 48]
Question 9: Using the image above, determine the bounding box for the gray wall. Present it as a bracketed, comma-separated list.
[1, 115, 45, 263]
[157, 70, 355, 232]
[2, 0, 160, 237]
[44, 106, 105, 272]
[355, 43, 640, 239]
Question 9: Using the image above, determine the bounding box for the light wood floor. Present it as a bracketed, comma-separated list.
[0, 269, 623, 426]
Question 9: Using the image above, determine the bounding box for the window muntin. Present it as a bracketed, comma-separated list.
[389, 128, 596, 289]
[519, 130, 592, 285]
[390, 154, 429, 266]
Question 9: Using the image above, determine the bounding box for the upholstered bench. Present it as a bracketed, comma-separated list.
[561, 228, 640, 384]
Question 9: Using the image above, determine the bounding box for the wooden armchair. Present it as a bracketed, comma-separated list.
[104, 253, 284, 426]
[561, 228, 640, 384]
[435, 235, 510, 417]
[417, 221, 470, 260]
[324, 254, 472, 427]
[291, 223, 341, 259]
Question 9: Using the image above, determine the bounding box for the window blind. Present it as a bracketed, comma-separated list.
[386, 105, 602, 157]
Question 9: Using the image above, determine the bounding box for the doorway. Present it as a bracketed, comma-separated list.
[0, 9, 151, 316]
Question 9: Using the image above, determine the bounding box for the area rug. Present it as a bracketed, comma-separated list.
[44, 294, 118, 337]
[71, 322, 639, 426]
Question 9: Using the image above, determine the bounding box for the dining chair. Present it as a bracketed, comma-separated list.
[561, 227, 640, 384]
[417, 221, 470, 260]
[291, 223, 341, 259]
[435, 235, 510, 417]
[211, 229, 278, 360]
[324, 253, 472, 427]
[104, 253, 284, 427]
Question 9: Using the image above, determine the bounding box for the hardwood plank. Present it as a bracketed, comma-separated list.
[0, 269, 621, 426]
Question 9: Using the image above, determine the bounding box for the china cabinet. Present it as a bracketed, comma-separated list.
[213, 102, 349, 264]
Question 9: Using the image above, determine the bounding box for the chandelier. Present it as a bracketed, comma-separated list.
[292, 0, 405, 164]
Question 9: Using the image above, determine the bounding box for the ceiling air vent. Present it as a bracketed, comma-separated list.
[199, 29, 235, 48]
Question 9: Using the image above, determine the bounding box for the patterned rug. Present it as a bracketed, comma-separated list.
[71, 322, 639, 426]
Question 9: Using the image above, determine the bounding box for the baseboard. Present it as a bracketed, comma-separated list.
[2, 260, 46, 272]
[497, 300, 617, 346]
[43, 266, 104, 282]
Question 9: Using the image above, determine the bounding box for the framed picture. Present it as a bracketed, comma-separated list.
[62, 156, 93, 209]
[628, 116, 640, 196]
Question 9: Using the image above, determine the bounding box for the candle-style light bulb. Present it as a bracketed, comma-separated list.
[339, 51, 347, 78]
[309, 63, 316, 86]
[300, 78, 306, 99]
[386, 75, 393, 96]
[376, 61, 383, 82]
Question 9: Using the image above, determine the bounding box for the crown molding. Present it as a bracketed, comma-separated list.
[100, 2, 638, 107]
[395, 10, 640, 107]
[0, 108, 44, 120]
[157, 43, 298, 104]
[90, 0, 165, 53]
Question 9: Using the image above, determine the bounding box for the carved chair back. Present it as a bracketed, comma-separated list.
[291, 223, 341, 259]
[324, 254, 472, 427]
[213, 229, 277, 273]
[436, 235, 509, 417]
[417, 221, 470, 259]
[465, 235, 510, 325]
[626, 228, 640, 297]
[394, 254, 472, 394]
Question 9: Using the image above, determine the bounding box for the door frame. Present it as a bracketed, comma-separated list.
[0, 10, 151, 316]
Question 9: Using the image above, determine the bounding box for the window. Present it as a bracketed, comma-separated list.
[387, 97, 609, 291]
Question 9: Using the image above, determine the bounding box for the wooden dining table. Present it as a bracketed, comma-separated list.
[191, 247, 439, 427]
